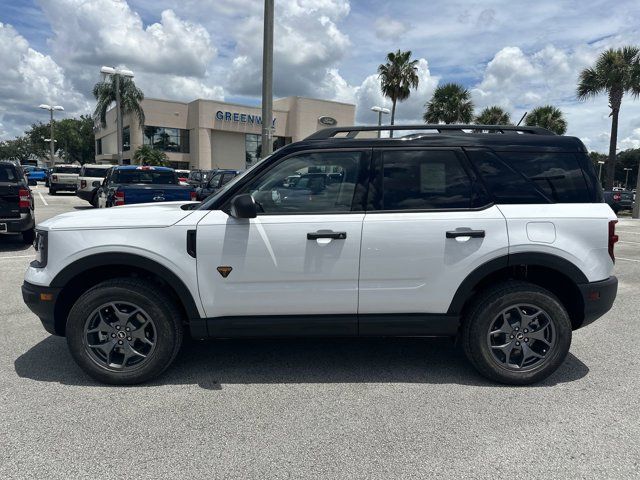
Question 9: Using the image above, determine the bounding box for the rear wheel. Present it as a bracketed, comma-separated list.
[49, 188, 56, 195]
[66, 278, 183, 384]
[462, 281, 572, 385]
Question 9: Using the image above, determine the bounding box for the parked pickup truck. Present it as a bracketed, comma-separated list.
[96, 166, 196, 208]
[604, 189, 634, 214]
[49, 164, 81, 194]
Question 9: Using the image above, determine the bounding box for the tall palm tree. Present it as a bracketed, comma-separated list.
[577, 46, 640, 189]
[378, 50, 420, 137]
[475, 106, 512, 125]
[524, 105, 567, 135]
[93, 74, 145, 128]
[424, 83, 474, 124]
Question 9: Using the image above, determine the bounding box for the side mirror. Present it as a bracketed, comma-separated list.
[92, 181, 101, 188]
[230, 194, 257, 219]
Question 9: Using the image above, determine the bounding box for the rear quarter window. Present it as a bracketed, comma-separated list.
[498, 152, 591, 203]
[0, 165, 18, 182]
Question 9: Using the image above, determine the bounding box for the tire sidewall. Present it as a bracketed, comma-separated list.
[468, 287, 572, 384]
[66, 284, 181, 384]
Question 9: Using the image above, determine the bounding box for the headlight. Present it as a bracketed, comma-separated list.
[32, 230, 48, 268]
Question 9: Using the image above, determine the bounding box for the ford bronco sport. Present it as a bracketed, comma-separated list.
[22, 125, 618, 385]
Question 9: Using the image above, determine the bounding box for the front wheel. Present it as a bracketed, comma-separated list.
[462, 281, 572, 385]
[66, 278, 184, 384]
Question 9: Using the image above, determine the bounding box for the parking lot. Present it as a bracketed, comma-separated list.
[1, 185, 639, 479]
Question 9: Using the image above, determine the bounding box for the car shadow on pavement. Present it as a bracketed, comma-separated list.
[0, 235, 33, 253]
[14, 336, 590, 389]
[73, 206, 94, 210]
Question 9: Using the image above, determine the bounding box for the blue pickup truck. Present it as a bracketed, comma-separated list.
[96, 166, 196, 208]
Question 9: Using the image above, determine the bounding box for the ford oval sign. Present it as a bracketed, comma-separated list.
[318, 116, 337, 126]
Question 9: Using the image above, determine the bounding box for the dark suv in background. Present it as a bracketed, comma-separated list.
[0, 160, 35, 243]
[195, 169, 241, 200]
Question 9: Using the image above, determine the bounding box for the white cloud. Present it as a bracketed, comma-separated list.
[374, 17, 407, 41]
[225, 0, 352, 97]
[0, 22, 89, 138]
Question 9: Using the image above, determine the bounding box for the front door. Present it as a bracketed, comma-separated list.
[196, 149, 370, 334]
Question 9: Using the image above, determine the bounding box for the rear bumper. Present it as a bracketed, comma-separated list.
[51, 184, 77, 191]
[22, 281, 62, 335]
[578, 276, 618, 328]
[76, 189, 95, 202]
[0, 212, 34, 233]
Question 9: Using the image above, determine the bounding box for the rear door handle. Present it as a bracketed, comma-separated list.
[307, 231, 347, 240]
[446, 230, 485, 239]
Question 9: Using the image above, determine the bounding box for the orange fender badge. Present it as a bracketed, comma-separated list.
[217, 266, 233, 278]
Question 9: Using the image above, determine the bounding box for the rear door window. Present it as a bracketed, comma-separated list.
[376, 150, 478, 210]
[498, 152, 591, 203]
[83, 167, 109, 178]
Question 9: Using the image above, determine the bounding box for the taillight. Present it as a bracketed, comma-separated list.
[81, 180, 87, 189]
[52, 175, 58, 182]
[613, 193, 621, 201]
[114, 190, 125, 206]
[190, 191, 197, 201]
[19, 188, 30, 209]
[608, 220, 619, 262]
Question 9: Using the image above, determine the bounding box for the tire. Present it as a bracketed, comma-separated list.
[66, 278, 184, 385]
[461, 281, 572, 385]
[90, 192, 98, 208]
[22, 228, 35, 245]
[49, 188, 56, 195]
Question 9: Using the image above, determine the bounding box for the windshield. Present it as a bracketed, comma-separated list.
[82, 167, 109, 178]
[0, 164, 18, 182]
[113, 170, 178, 185]
[54, 166, 81, 174]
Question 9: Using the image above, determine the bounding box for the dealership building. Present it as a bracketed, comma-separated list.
[94, 96, 356, 170]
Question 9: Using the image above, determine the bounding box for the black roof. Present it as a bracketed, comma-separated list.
[292, 125, 586, 153]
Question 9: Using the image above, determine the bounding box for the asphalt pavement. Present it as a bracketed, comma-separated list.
[0, 185, 639, 479]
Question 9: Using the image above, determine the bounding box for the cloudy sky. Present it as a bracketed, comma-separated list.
[1, 0, 640, 152]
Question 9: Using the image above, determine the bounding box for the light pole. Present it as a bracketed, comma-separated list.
[261, 0, 274, 159]
[100, 66, 134, 165]
[371, 106, 391, 138]
[624, 168, 632, 189]
[38, 104, 64, 167]
[598, 160, 605, 184]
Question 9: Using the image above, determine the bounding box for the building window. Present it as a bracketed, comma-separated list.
[96, 138, 102, 155]
[245, 134, 292, 168]
[123, 126, 130, 151]
[143, 126, 190, 153]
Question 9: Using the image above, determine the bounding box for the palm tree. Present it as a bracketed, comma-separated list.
[424, 83, 474, 124]
[132, 145, 168, 166]
[524, 105, 567, 135]
[378, 50, 420, 137]
[93, 75, 145, 128]
[577, 46, 640, 189]
[475, 106, 512, 125]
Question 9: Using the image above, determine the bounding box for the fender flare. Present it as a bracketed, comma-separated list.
[51, 252, 201, 319]
[447, 252, 588, 315]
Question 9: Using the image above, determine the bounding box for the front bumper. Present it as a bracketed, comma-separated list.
[22, 281, 62, 336]
[0, 212, 34, 233]
[578, 276, 618, 328]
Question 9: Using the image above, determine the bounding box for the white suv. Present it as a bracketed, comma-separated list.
[22, 125, 619, 385]
[76, 164, 112, 207]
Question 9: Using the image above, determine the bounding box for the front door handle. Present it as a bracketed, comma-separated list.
[307, 230, 347, 240]
[446, 230, 485, 239]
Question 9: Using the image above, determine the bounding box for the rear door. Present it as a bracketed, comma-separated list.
[358, 148, 509, 330]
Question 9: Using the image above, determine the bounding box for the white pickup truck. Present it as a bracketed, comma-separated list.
[49, 164, 81, 195]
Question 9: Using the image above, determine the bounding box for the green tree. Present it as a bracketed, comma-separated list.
[132, 145, 168, 166]
[577, 46, 640, 189]
[378, 50, 420, 137]
[475, 106, 512, 125]
[424, 83, 474, 124]
[0, 137, 34, 163]
[524, 105, 567, 135]
[93, 74, 145, 129]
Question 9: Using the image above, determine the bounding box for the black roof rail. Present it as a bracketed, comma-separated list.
[305, 124, 556, 140]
